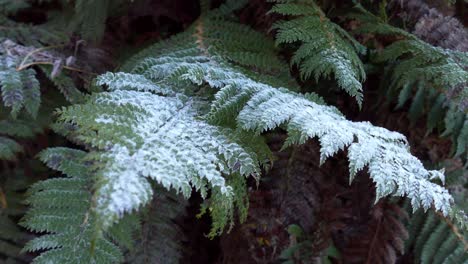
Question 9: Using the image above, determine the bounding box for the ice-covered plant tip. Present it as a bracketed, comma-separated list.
[21, 1, 457, 263]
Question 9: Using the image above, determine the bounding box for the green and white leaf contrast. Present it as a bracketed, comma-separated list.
[21, 3, 460, 262]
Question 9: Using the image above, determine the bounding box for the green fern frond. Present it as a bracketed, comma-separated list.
[21, 147, 127, 264]
[59, 6, 452, 233]
[38, 65, 86, 104]
[0, 55, 25, 118]
[349, 6, 468, 157]
[269, 0, 366, 106]
[379, 40, 467, 157]
[346, 4, 415, 38]
[0, 15, 65, 46]
[405, 209, 467, 264]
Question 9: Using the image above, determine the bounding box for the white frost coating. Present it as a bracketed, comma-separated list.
[70, 90, 260, 228]
[76, 36, 454, 228]
[95, 116, 114, 124]
[123, 47, 454, 216]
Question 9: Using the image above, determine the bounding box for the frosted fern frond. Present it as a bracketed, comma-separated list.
[269, 0, 366, 106]
[55, 89, 266, 232]
[140, 48, 453, 215]
[21, 147, 127, 264]
[46, 4, 456, 255]
[119, 16, 453, 214]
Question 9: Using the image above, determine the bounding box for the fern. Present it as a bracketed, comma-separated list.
[0, 58, 40, 118]
[269, 0, 366, 106]
[405, 209, 467, 263]
[377, 40, 468, 157]
[34, 2, 453, 240]
[349, 6, 468, 157]
[21, 147, 132, 264]
[17, 2, 463, 262]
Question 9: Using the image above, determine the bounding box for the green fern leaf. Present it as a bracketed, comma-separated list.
[270, 0, 366, 105]
[21, 147, 125, 264]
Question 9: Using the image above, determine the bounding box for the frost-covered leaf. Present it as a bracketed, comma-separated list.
[116, 22, 454, 216]
[56, 90, 264, 230]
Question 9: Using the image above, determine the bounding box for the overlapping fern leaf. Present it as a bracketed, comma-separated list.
[0, 58, 40, 119]
[378, 40, 467, 157]
[21, 3, 461, 262]
[349, 6, 468, 157]
[0, 39, 86, 114]
[21, 147, 135, 264]
[405, 209, 467, 263]
[269, 0, 366, 106]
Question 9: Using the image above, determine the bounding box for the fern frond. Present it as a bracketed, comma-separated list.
[119, 14, 451, 214]
[349, 6, 468, 157]
[21, 147, 126, 264]
[346, 4, 415, 38]
[38, 65, 85, 104]
[379, 40, 467, 157]
[0, 55, 24, 118]
[0, 15, 65, 46]
[405, 209, 468, 264]
[269, 0, 366, 105]
[55, 88, 266, 233]
[0, 39, 89, 118]
[27, 5, 458, 262]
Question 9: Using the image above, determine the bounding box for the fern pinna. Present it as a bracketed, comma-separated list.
[17, 2, 462, 262]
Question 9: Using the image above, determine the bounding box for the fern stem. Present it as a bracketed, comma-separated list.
[16, 44, 66, 69]
[17, 61, 97, 75]
[436, 211, 468, 250]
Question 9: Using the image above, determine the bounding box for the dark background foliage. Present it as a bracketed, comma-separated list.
[0, 0, 466, 263]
